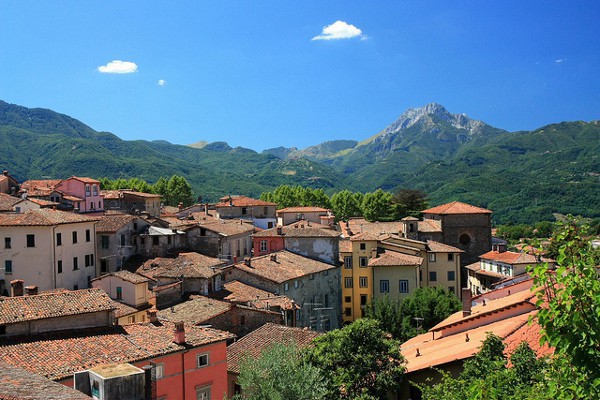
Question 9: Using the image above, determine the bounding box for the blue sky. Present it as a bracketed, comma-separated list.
[1, 1, 598, 151]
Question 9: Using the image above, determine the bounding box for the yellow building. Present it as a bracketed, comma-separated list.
[340, 232, 462, 324]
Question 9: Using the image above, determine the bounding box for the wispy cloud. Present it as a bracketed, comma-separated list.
[158, 79, 166, 86]
[312, 20, 365, 41]
[555, 59, 565, 63]
[97, 60, 138, 74]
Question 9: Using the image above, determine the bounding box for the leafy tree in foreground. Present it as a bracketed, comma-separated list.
[330, 189, 362, 221]
[305, 318, 405, 399]
[365, 287, 461, 341]
[361, 189, 394, 222]
[232, 342, 328, 400]
[391, 188, 429, 218]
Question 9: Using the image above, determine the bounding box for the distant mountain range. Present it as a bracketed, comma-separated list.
[1, 100, 598, 224]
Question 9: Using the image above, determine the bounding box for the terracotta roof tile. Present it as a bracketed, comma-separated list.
[426, 240, 464, 253]
[227, 323, 321, 374]
[276, 206, 330, 213]
[369, 251, 423, 267]
[95, 213, 137, 233]
[158, 296, 232, 325]
[253, 223, 339, 238]
[339, 239, 352, 253]
[0, 289, 114, 324]
[0, 209, 99, 227]
[214, 195, 276, 207]
[137, 252, 225, 280]
[196, 218, 255, 236]
[108, 299, 139, 319]
[232, 250, 336, 283]
[0, 194, 20, 211]
[0, 322, 234, 381]
[417, 219, 443, 232]
[209, 280, 298, 310]
[20, 180, 62, 197]
[422, 201, 492, 215]
[68, 177, 100, 184]
[480, 250, 538, 265]
[0, 363, 91, 400]
[110, 270, 149, 284]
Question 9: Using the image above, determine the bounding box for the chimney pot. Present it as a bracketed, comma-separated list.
[173, 321, 186, 344]
[244, 257, 252, 267]
[10, 279, 24, 297]
[462, 288, 472, 317]
[270, 254, 277, 262]
[416, 348, 421, 357]
[24, 285, 38, 296]
[276, 226, 283, 235]
[146, 309, 158, 323]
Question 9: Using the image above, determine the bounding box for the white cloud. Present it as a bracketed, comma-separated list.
[97, 60, 138, 74]
[312, 20, 364, 41]
[158, 79, 166, 86]
[555, 59, 565, 63]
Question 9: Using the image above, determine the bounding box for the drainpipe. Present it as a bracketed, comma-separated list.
[51, 224, 58, 289]
[181, 349, 190, 400]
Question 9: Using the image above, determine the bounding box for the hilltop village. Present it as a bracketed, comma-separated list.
[0, 173, 560, 399]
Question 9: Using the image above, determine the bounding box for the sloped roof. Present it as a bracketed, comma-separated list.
[253, 223, 339, 238]
[0, 209, 98, 226]
[233, 250, 336, 284]
[422, 201, 492, 215]
[427, 240, 464, 253]
[209, 280, 297, 311]
[19, 180, 62, 197]
[0, 322, 234, 381]
[95, 213, 137, 233]
[227, 323, 321, 374]
[158, 295, 232, 325]
[0, 363, 91, 400]
[137, 252, 225, 280]
[214, 195, 276, 207]
[369, 250, 423, 267]
[0, 289, 114, 324]
[277, 206, 330, 213]
[480, 250, 538, 265]
[0, 193, 20, 211]
[197, 219, 255, 236]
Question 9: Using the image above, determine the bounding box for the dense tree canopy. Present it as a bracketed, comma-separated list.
[99, 174, 195, 207]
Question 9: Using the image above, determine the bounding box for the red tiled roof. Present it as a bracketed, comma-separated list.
[232, 250, 336, 283]
[0, 193, 20, 211]
[0, 209, 98, 226]
[214, 195, 276, 207]
[68, 177, 100, 184]
[480, 250, 538, 265]
[23, 198, 59, 207]
[95, 213, 137, 233]
[0, 363, 91, 400]
[109, 299, 139, 319]
[339, 239, 352, 253]
[121, 190, 160, 199]
[209, 280, 298, 311]
[253, 223, 339, 238]
[0, 289, 114, 324]
[0, 322, 234, 381]
[426, 240, 463, 253]
[158, 295, 232, 325]
[422, 201, 492, 215]
[137, 252, 225, 280]
[100, 190, 122, 200]
[277, 206, 330, 213]
[349, 232, 382, 241]
[196, 218, 255, 236]
[227, 323, 321, 374]
[418, 219, 443, 232]
[369, 250, 423, 267]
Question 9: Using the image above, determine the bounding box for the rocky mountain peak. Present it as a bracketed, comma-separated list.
[384, 103, 484, 135]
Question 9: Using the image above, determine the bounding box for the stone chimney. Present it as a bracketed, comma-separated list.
[24, 285, 38, 296]
[276, 226, 283, 235]
[146, 309, 158, 323]
[371, 248, 378, 259]
[462, 288, 472, 317]
[173, 321, 186, 344]
[244, 257, 252, 267]
[178, 202, 184, 211]
[270, 254, 277, 262]
[204, 203, 209, 216]
[10, 279, 24, 297]
[2, 170, 7, 176]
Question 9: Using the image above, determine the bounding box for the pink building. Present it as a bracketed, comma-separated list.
[55, 176, 104, 213]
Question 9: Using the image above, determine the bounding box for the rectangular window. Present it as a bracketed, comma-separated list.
[4, 260, 12, 274]
[344, 296, 351, 303]
[85, 255, 90, 267]
[429, 253, 436, 262]
[73, 257, 79, 270]
[447, 271, 456, 281]
[399, 279, 409, 293]
[344, 256, 352, 269]
[263, 207, 268, 215]
[344, 277, 353, 288]
[197, 353, 209, 368]
[89, 254, 94, 266]
[155, 363, 164, 380]
[294, 280, 299, 288]
[429, 271, 437, 282]
[26, 234, 35, 248]
[4, 237, 11, 249]
[101, 235, 109, 249]
[116, 286, 122, 300]
[56, 233, 62, 246]
[152, 236, 159, 246]
[359, 257, 368, 268]
[57, 260, 62, 274]
[359, 243, 366, 250]
[448, 286, 455, 294]
[86, 229, 91, 242]
[196, 386, 211, 400]
[380, 280, 389, 293]
[241, 207, 247, 215]
[283, 282, 289, 292]
[360, 294, 367, 306]
[85, 184, 91, 196]
[72, 231, 78, 244]
[345, 307, 352, 317]
[260, 240, 268, 252]
[100, 259, 108, 273]
[92, 185, 98, 196]
[448, 253, 454, 262]
[359, 276, 368, 288]
[120, 234, 126, 246]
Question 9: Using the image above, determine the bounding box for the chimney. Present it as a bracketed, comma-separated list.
[178, 202, 184, 211]
[2, 170, 7, 176]
[371, 248, 378, 259]
[270, 254, 277, 262]
[276, 226, 283, 235]
[462, 288, 472, 317]
[24, 285, 38, 296]
[146, 309, 158, 323]
[10, 279, 24, 297]
[204, 203, 209, 216]
[173, 321, 186, 344]
[244, 257, 252, 267]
